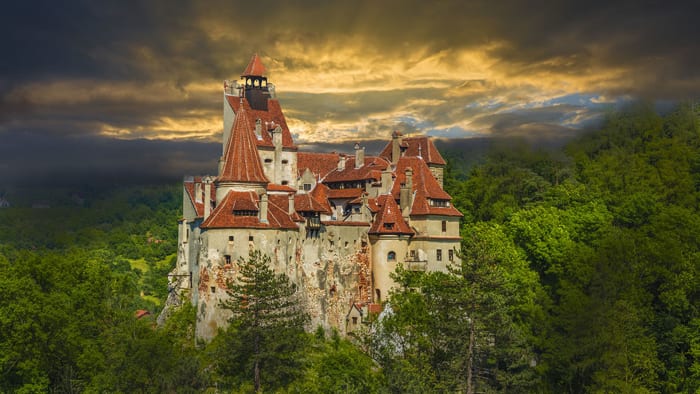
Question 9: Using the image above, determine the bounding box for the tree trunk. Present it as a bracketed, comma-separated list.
[466, 317, 475, 394]
[254, 332, 261, 392]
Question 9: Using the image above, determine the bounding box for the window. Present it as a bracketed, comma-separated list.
[383, 223, 394, 230]
[352, 317, 358, 324]
[228, 235, 234, 242]
[410, 250, 416, 258]
[303, 183, 311, 191]
[387, 251, 396, 261]
[211, 286, 216, 293]
[442, 220, 447, 232]
[264, 158, 273, 163]
[249, 235, 254, 242]
[437, 249, 443, 261]
[430, 199, 449, 207]
[282, 159, 288, 164]
[224, 255, 231, 264]
[234, 210, 257, 216]
[448, 249, 454, 262]
[281, 180, 288, 185]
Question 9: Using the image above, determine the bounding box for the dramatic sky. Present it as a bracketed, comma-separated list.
[1, 0, 698, 185]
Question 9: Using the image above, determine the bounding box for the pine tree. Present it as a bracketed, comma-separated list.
[217, 249, 309, 392]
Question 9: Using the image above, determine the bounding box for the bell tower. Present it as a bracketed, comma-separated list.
[241, 53, 270, 111]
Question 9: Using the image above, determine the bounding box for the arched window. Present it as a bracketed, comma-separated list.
[387, 251, 396, 261]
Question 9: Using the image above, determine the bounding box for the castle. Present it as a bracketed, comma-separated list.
[174, 54, 462, 339]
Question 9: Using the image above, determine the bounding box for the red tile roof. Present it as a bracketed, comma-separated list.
[219, 104, 270, 184]
[242, 53, 266, 77]
[297, 152, 340, 179]
[379, 136, 446, 166]
[201, 191, 297, 229]
[309, 183, 332, 213]
[321, 221, 370, 226]
[327, 188, 364, 199]
[267, 183, 296, 193]
[392, 157, 462, 217]
[323, 156, 389, 183]
[369, 194, 414, 235]
[295, 193, 332, 214]
[184, 178, 216, 218]
[226, 96, 297, 150]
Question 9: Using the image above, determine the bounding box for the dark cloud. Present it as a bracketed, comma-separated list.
[0, 0, 697, 187]
[0, 131, 219, 187]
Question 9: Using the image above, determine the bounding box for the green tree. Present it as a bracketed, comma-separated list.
[215, 250, 309, 392]
[376, 222, 541, 393]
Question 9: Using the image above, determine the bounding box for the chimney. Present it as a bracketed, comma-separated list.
[400, 168, 413, 215]
[381, 169, 393, 194]
[288, 193, 295, 215]
[259, 193, 268, 223]
[255, 118, 262, 139]
[391, 130, 402, 165]
[195, 181, 202, 203]
[337, 154, 346, 171]
[203, 177, 212, 219]
[354, 143, 365, 169]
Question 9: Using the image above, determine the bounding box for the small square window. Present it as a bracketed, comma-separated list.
[352, 317, 358, 324]
[211, 286, 216, 293]
[303, 183, 311, 191]
[228, 235, 234, 242]
[249, 235, 254, 242]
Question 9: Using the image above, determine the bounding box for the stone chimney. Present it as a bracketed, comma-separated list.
[288, 193, 295, 215]
[399, 168, 413, 216]
[337, 154, 346, 171]
[203, 177, 212, 219]
[195, 181, 202, 203]
[354, 143, 365, 169]
[254, 118, 262, 139]
[391, 130, 402, 165]
[381, 169, 393, 194]
[259, 193, 268, 223]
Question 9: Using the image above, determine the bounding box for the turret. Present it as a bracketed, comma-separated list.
[241, 54, 270, 111]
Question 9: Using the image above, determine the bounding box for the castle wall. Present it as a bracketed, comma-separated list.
[192, 223, 371, 339]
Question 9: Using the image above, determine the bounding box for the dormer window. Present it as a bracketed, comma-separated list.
[430, 199, 449, 207]
[383, 223, 394, 230]
[233, 210, 257, 216]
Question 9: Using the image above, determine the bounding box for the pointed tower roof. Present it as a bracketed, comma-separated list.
[218, 103, 269, 184]
[369, 195, 414, 235]
[242, 53, 266, 77]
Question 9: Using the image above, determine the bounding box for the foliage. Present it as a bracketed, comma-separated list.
[215, 250, 310, 392]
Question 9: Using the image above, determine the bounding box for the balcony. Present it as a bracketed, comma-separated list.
[306, 216, 321, 229]
[404, 255, 428, 271]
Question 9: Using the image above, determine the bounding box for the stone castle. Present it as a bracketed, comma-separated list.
[173, 54, 462, 339]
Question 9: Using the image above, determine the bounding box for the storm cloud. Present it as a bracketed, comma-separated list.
[0, 0, 697, 184]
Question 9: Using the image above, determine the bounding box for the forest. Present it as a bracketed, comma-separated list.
[1, 103, 698, 393]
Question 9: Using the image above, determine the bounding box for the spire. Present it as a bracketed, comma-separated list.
[242, 53, 266, 77]
[218, 104, 269, 184]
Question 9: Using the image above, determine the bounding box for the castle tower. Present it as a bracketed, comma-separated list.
[216, 102, 269, 200]
[241, 53, 270, 111]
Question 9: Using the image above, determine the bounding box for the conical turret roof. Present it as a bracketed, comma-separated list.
[218, 102, 269, 184]
[242, 53, 266, 77]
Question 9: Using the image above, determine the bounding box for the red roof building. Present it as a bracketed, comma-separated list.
[178, 54, 463, 340]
